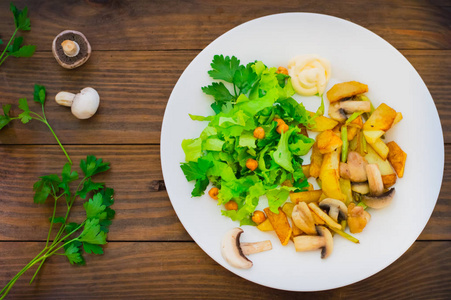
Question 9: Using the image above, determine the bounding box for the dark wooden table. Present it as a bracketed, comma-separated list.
[0, 0, 450, 299]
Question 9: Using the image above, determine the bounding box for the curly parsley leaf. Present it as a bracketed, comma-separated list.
[0, 104, 12, 130]
[64, 241, 85, 265]
[33, 174, 61, 204]
[10, 3, 31, 31]
[208, 55, 240, 83]
[83, 242, 104, 255]
[17, 98, 32, 123]
[80, 155, 110, 177]
[33, 84, 46, 104]
[77, 178, 104, 199]
[79, 218, 107, 245]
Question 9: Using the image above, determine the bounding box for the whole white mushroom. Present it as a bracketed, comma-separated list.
[55, 87, 100, 119]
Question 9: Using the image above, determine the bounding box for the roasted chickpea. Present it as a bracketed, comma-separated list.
[277, 123, 289, 134]
[246, 158, 258, 171]
[253, 127, 265, 139]
[208, 187, 219, 200]
[273, 118, 285, 127]
[252, 210, 267, 224]
[224, 200, 238, 211]
[276, 66, 289, 75]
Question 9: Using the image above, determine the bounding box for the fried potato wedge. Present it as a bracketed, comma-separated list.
[309, 116, 339, 132]
[363, 103, 397, 132]
[290, 190, 323, 204]
[370, 138, 389, 160]
[365, 145, 395, 175]
[309, 143, 323, 178]
[382, 173, 397, 188]
[363, 130, 385, 144]
[264, 208, 292, 246]
[326, 81, 369, 103]
[320, 150, 345, 201]
[257, 219, 274, 231]
[308, 202, 342, 230]
[317, 130, 343, 154]
[387, 141, 407, 178]
[302, 165, 310, 178]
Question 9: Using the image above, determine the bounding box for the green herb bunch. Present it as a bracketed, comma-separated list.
[181, 55, 317, 225]
[0, 84, 72, 164]
[0, 3, 36, 67]
[0, 156, 115, 299]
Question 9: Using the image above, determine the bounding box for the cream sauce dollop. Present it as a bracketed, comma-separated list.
[288, 55, 331, 96]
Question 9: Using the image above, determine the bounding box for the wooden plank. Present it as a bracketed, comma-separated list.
[0, 241, 449, 299]
[0, 51, 449, 144]
[0, 0, 450, 51]
[0, 145, 449, 241]
[0, 145, 190, 242]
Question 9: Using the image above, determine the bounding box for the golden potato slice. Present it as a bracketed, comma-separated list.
[302, 165, 310, 178]
[326, 81, 369, 103]
[264, 208, 292, 246]
[370, 138, 389, 160]
[282, 202, 295, 218]
[291, 223, 303, 237]
[339, 178, 353, 205]
[257, 219, 274, 231]
[363, 103, 397, 132]
[320, 150, 345, 201]
[309, 116, 340, 132]
[363, 130, 385, 144]
[290, 190, 323, 204]
[364, 144, 395, 175]
[317, 130, 343, 154]
[309, 143, 323, 178]
[382, 173, 397, 188]
[387, 141, 407, 178]
[393, 112, 403, 125]
[308, 203, 342, 230]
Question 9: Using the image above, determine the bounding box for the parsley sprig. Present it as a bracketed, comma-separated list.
[0, 156, 115, 299]
[0, 84, 72, 164]
[0, 3, 36, 67]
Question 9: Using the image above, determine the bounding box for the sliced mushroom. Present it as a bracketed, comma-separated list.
[319, 198, 348, 222]
[328, 102, 347, 122]
[52, 30, 91, 69]
[340, 101, 371, 114]
[351, 182, 370, 194]
[220, 227, 272, 269]
[291, 202, 317, 235]
[340, 151, 368, 182]
[362, 188, 396, 209]
[55, 87, 100, 119]
[293, 226, 333, 259]
[366, 164, 384, 196]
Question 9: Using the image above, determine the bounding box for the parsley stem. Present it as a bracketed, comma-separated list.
[41, 119, 72, 165]
[0, 28, 18, 66]
[45, 197, 58, 248]
[0, 55, 8, 68]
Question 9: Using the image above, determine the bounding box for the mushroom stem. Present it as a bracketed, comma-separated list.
[241, 240, 272, 255]
[55, 92, 76, 107]
[366, 164, 384, 196]
[61, 40, 80, 57]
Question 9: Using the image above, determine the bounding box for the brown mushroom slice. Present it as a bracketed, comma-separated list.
[319, 198, 348, 222]
[293, 226, 333, 259]
[351, 182, 370, 194]
[340, 151, 368, 182]
[52, 30, 91, 69]
[366, 164, 384, 196]
[291, 202, 317, 235]
[220, 227, 272, 269]
[362, 188, 396, 209]
[340, 101, 371, 114]
[328, 102, 347, 123]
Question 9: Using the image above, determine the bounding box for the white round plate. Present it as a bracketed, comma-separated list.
[160, 13, 444, 291]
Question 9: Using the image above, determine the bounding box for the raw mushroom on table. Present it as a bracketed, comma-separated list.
[52, 30, 91, 69]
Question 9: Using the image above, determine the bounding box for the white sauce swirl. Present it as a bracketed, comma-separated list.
[288, 55, 331, 96]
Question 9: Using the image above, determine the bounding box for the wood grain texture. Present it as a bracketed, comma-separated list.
[0, 51, 449, 144]
[0, 145, 449, 241]
[0, 241, 449, 299]
[0, 145, 190, 242]
[0, 0, 450, 51]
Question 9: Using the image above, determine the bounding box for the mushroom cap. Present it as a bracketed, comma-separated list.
[220, 227, 252, 269]
[52, 30, 91, 69]
[319, 198, 348, 222]
[362, 188, 396, 209]
[71, 87, 100, 119]
[328, 102, 347, 122]
[316, 226, 333, 259]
